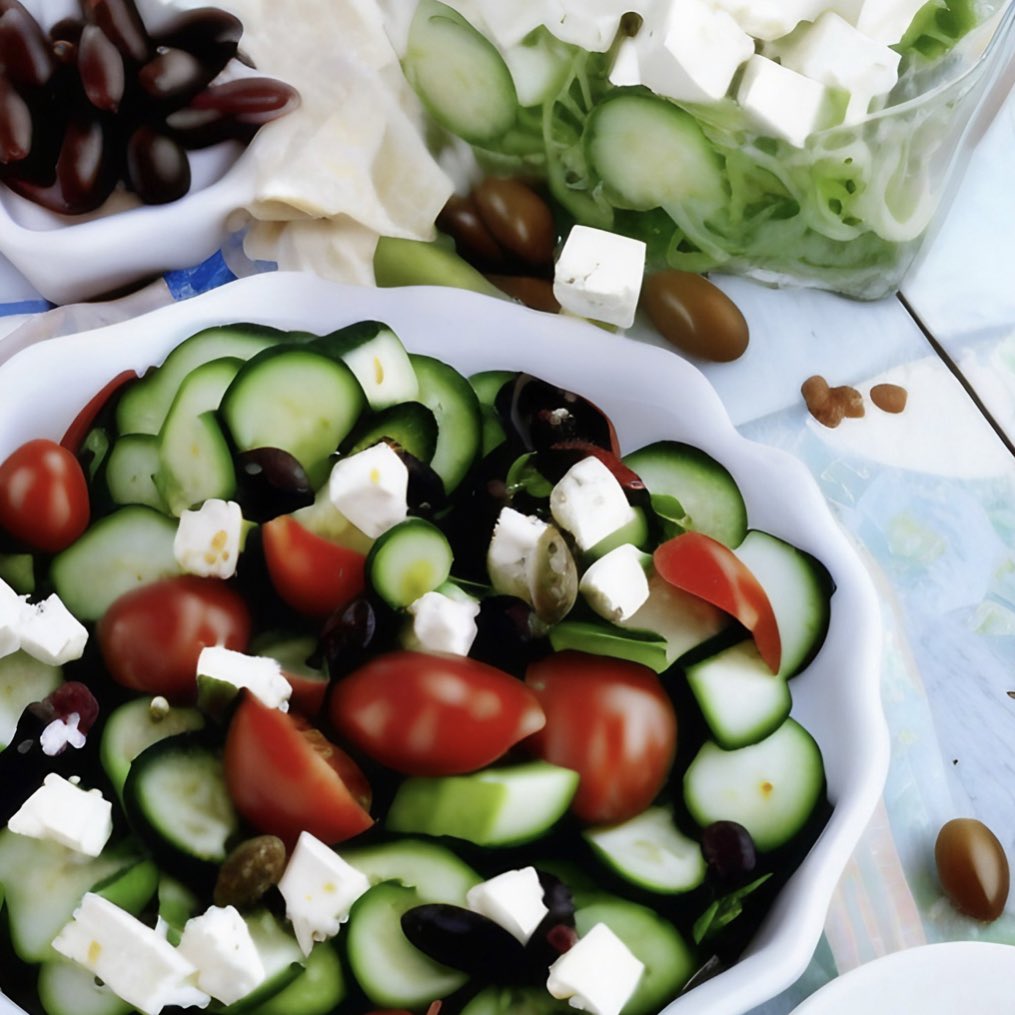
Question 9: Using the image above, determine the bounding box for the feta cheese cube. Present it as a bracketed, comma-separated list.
[7, 773, 113, 857]
[17, 593, 88, 666]
[178, 905, 266, 1005]
[471, 0, 563, 48]
[487, 506, 549, 604]
[196, 646, 292, 712]
[466, 867, 548, 944]
[52, 893, 210, 1015]
[406, 590, 481, 656]
[328, 442, 408, 539]
[278, 831, 371, 956]
[713, 0, 827, 40]
[736, 55, 834, 148]
[580, 544, 651, 622]
[0, 580, 22, 660]
[553, 0, 623, 52]
[546, 922, 644, 1015]
[550, 457, 637, 551]
[174, 499, 243, 579]
[856, 0, 931, 44]
[637, 0, 754, 104]
[608, 36, 641, 87]
[553, 226, 646, 329]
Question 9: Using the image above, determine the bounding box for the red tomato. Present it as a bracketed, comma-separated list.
[0, 439, 89, 553]
[329, 651, 545, 776]
[262, 515, 366, 618]
[525, 652, 676, 825]
[99, 576, 252, 701]
[653, 531, 781, 673]
[283, 669, 329, 718]
[60, 369, 138, 456]
[224, 695, 373, 846]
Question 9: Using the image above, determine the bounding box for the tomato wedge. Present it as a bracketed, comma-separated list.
[60, 369, 138, 455]
[653, 531, 781, 673]
[224, 695, 373, 847]
[329, 651, 545, 776]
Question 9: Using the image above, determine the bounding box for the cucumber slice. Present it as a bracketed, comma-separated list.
[313, 321, 418, 410]
[462, 986, 570, 1015]
[573, 894, 696, 1015]
[221, 347, 365, 484]
[346, 882, 467, 1008]
[623, 441, 747, 548]
[584, 807, 706, 895]
[105, 433, 166, 511]
[116, 324, 286, 437]
[586, 92, 726, 214]
[38, 960, 131, 1015]
[156, 356, 242, 515]
[51, 506, 181, 621]
[338, 839, 481, 906]
[470, 370, 515, 456]
[228, 910, 305, 1015]
[366, 518, 453, 609]
[91, 855, 159, 913]
[344, 402, 439, 463]
[250, 942, 345, 1015]
[583, 508, 650, 563]
[386, 761, 579, 847]
[0, 650, 62, 749]
[100, 696, 206, 797]
[410, 354, 483, 493]
[0, 552, 35, 594]
[686, 641, 792, 750]
[734, 530, 834, 678]
[684, 719, 825, 853]
[157, 874, 199, 944]
[548, 620, 669, 673]
[404, 0, 518, 145]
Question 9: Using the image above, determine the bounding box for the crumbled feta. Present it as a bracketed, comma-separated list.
[7, 773, 112, 856]
[328, 442, 408, 539]
[546, 921, 644, 1015]
[174, 499, 243, 579]
[580, 544, 651, 622]
[406, 590, 481, 656]
[553, 0, 623, 52]
[465, 0, 561, 48]
[466, 867, 548, 944]
[52, 893, 210, 1015]
[0, 580, 22, 660]
[553, 226, 646, 329]
[856, 0, 931, 44]
[713, 0, 827, 40]
[16, 593, 88, 666]
[549, 457, 637, 551]
[196, 646, 292, 712]
[487, 506, 549, 604]
[178, 905, 266, 1006]
[736, 55, 835, 148]
[39, 714, 86, 756]
[278, 831, 371, 956]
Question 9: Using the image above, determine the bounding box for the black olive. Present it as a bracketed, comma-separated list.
[701, 821, 757, 885]
[233, 447, 314, 523]
[320, 597, 389, 678]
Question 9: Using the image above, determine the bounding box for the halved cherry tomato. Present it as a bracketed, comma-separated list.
[224, 695, 373, 847]
[262, 514, 366, 618]
[283, 669, 329, 718]
[653, 531, 781, 673]
[525, 651, 676, 825]
[99, 576, 251, 701]
[329, 651, 545, 776]
[60, 369, 138, 456]
[0, 439, 89, 553]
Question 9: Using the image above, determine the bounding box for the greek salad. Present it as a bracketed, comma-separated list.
[0, 318, 835, 1015]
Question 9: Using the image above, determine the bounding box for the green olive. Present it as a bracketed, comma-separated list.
[529, 525, 578, 625]
[214, 835, 287, 909]
[474, 178, 556, 269]
[935, 818, 1009, 922]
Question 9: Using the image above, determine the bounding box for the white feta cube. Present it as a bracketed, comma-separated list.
[856, 0, 931, 44]
[7, 773, 112, 857]
[550, 457, 637, 551]
[713, 0, 827, 40]
[178, 905, 266, 1005]
[406, 590, 481, 656]
[0, 580, 22, 660]
[52, 893, 210, 1015]
[638, 0, 754, 104]
[328, 443, 408, 540]
[487, 506, 549, 604]
[608, 36, 641, 87]
[174, 499, 243, 579]
[546, 921, 644, 1015]
[471, 0, 563, 47]
[17, 594, 88, 666]
[278, 831, 371, 956]
[196, 646, 292, 712]
[466, 867, 548, 944]
[553, 226, 646, 329]
[580, 544, 651, 622]
[736, 55, 834, 148]
[553, 0, 623, 52]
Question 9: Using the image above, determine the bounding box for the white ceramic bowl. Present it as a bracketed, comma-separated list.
[0, 273, 889, 1015]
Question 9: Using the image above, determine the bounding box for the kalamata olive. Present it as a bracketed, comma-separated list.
[77, 23, 124, 111]
[437, 192, 507, 270]
[0, 78, 31, 163]
[189, 77, 299, 124]
[487, 274, 560, 313]
[701, 821, 757, 885]
[321, 597, 385, 678]
[522, 870, 577, 973]
[540, 442, 647, 504]
[0, 6, 55, 86]
[138, 47, 212, 104]
[125, 125, 190, 204]
[154, 8, 241, 71]
[935, 818, 1010, 922]
[396, 448, 447, 517]
[234, 447, 314, 523]
[401, 904, 529, 981]
[84, 0, 150, 63]
[473, 177, 556, 269]
[49, 17, 85, 44]
[536, 869, 575, 926]
[642, 271, 749, 363]
[164, 105, 258, 150]
[213, 835, 287, 909]
[57, 115, 116, 213]
[529, 525, 578, 625]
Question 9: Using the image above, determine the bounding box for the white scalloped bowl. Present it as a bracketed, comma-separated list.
[0, 273, 889, 1015]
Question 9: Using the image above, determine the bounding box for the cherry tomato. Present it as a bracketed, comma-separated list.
[60, 369, 138, 456]
[262, 514, 366, 618]
[329, 651, 545, 776]
[283, 669, 329, 718]
[99, 576, 252, 701]
[525, 651, 676, 824]
[224, 695, 373, 846]
[653, 531, 781, 673]
[0, 439, 90, 553]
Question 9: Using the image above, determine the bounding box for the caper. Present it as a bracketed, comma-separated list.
[214, 835, 287, 909]
[529, 525, 578, 625]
